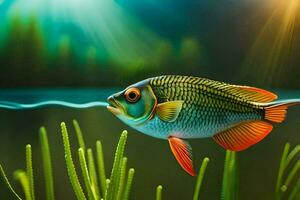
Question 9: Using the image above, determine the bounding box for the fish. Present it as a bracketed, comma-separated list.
[107, 75, 300, 176]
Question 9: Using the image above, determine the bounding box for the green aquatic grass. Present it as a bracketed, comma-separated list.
[156, 185, 163, 200]
[123, 168, 135, 200]
[96, 140, 107, 195]
[73, 119, 86, 152]
[14, 170, 32, 200]
[221, 150, 238, 200]
[116, 157, 127, 200]
[39, 127, 55, 200]
[87, 148, 100, 199]
[26, 144, 35, 200]
[289, 177, 300, 200]
[0, 164, 22, 200]
[193, 157, 210, 200]
[275, 143, 300, 200]
[0, 120, 299, 199]
[78, 148, 95, 200]
[61, 122, 137, 200]
[61, 122, 87, 200]
[105, 131, 127, 200]
[104, 179, 111, 198]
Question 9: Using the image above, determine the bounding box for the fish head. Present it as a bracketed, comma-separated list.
[107, 79, 157, 126]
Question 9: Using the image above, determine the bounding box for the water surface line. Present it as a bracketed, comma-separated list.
[0, 100, 108, 110]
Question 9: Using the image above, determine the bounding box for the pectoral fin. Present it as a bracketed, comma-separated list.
[213, 120, 273, 151]
[168, 136, 195, 176]
[156, 101, 184, 122]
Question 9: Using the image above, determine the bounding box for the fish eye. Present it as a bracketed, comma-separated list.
[124, 87, 141, 103]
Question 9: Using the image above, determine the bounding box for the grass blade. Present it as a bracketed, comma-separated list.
[285, 145, 300, 170]
[39, 127, 55, 200]
[0, 163, 22, 200]
[288, 177, 300, 200]
[14, 170, 32, 200]
[123, 168, 135, 200]
[73, 119, 86, 152]
[106, 130, 127, 200]
[282, 160, 300, 192]
[221, 150, 230, 200]
[156, 185, 163, 200]
[26, 144, 35, 200]
[104, 179, 111, 199]
[230, 151, 238, 200]
[275, 143, 290, 199]
[61, 122, 86, 200]
[87, 148, 100, 199]
[96, 140, 106, 196]
[78, 148, 95, 200]
[221, 151, 238, 200]
[193, 157, 209, 200]
[116, 157, 127, 200]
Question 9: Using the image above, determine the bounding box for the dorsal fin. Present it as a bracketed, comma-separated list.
[213, 120, 273, 151]
[224, 85, 278, 103]
[150, 76, 277, 103]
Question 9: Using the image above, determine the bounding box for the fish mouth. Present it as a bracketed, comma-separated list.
[107, 96, 123, 116]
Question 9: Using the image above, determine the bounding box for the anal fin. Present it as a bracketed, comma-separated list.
[168, 136, 195, 176]
[213, 121, 273, 151]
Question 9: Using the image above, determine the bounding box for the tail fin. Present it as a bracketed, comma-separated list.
[264, 99, 300, 123]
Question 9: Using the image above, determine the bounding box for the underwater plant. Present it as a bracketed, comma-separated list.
[0, 120, 299, 199]
[0, 120, 210, 200]
[275, 143, 300, 200]
[221, 151, 238, 200]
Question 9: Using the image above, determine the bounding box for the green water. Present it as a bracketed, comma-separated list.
[0, 89, 299, 200]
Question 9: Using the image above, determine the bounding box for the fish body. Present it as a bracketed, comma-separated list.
[135, 76, 264, 139]
[107, 75, 300, 176]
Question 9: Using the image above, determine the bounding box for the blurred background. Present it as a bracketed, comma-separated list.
[0, 0, 299, 199]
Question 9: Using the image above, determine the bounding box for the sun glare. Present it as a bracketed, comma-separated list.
[241, 0, 299, 86]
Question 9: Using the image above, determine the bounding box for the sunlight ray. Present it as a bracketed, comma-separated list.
[5, 0, 163, 66]
[241, 0, 299, 86]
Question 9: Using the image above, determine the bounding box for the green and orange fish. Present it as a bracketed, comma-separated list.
[107, 75, 300, 176]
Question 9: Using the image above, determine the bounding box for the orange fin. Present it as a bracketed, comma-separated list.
[168, 136, 195, 176]
[231, 85, 277, 103]
[265, 105, 287, 123]
[264, 100, 300, 123]
[213, 121, 273, 151]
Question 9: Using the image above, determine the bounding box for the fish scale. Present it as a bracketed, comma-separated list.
[140, 75, 263, 139]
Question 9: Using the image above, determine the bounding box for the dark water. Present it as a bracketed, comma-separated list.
[0, 89, 299, 200]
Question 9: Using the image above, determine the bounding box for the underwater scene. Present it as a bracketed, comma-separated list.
[0, 0, 300, 199]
